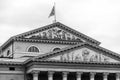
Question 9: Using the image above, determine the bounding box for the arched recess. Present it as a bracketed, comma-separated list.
[52, 47, 61, 51]
[27, 46, 40, 52]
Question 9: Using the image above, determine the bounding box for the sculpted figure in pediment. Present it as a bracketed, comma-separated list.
[82, 49, 90, 62]
[48, 30, 52, 39]
[42, 32, 47, 39]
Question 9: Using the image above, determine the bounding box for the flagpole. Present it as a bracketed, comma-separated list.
[48, 2, 57, 23]
[54, 2, 56, 22]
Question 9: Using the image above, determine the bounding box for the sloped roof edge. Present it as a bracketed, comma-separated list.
[57, 22, 100, 45]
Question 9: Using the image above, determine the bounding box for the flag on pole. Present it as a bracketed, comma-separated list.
[48, 6, 55, 18]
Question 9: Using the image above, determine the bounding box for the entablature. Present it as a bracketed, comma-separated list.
[26, 60, 120, 74]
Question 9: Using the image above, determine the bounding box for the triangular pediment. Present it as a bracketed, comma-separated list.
[24, 27, 84, 42]
[14, 22, 100, 45]
[48, 47, 119, 63]
[35, 43, 120, 63]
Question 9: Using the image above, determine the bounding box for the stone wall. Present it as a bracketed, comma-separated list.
[13, 41, 71, 58]
[0, 74, 24, 80]
[0, 65, 24, 80]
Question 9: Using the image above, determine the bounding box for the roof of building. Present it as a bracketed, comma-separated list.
[0, 22, 119, 66]
[0, 22, 100, 51]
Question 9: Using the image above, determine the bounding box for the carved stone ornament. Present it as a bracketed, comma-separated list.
[82, 49, 90, 56]
[57, 48, 117, 63]
[26, 27, 82, 42]
[82, 49, 90, 61]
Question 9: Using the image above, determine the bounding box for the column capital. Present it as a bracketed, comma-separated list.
[76, 72, 82, 79]
[32, 71, 39, 80]
[48, 71, 54, 74]
[63, 72, 68, 80]
[48, 71, 54, 77]
[63, 72, 69, 75]
[116, 73, 120, 80]
[63, 72, 69, 77]
[90, 72, 96, 75]
[31, 70, 40, 74]
[48, 71, 54, 80]
[103, 72, 109, 76]
[90, 72, 96, 80]
[76, 72, 82, 80]
[77, 72, 83, 75]
[116, 73, 120, 76]
[103, 72, 109, 80]
[116, 73, 120, 78]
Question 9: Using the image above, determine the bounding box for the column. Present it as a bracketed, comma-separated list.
[48, 71, 54, 80]
[76, 72, 82, 80]
[63, 72, 68, 80]
[32, 71, 39, 80]
[90, 72, 96, 80]
[116, 73, 120, 80]
[103, 73, 109, 80]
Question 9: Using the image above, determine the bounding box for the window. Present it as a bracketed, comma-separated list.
[53, 48, 61, 51]
[7, 50, 10, 56]
[28, 46, 39, 52]
[9, 67, 15, 71]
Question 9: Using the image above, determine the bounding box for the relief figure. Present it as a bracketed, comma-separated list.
[62, 31, 66, 40]
[104, 57, 109, 62]
[52, 29, 61, 39]
[48, 30, 52, 39]
[66, 33, 71, 40]
[75, 54, 81, 61]
[94, 54, 99, 62]
[90, 55, 94, 62]
[60, 54, 64, 61]
[82, 50, 90, 61]
[72, 35, 75, 40]
[42, 32, 47, 39]
[38, 33, 42, 39]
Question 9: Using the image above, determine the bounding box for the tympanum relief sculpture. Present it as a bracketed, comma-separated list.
[57, 48, 119, 63]
[25, 27, 84, 42]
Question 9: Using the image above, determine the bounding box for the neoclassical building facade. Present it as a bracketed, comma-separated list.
[0, 22, 120, 80]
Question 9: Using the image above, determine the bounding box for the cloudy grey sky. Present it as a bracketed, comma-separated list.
[0, 0, 120, 53]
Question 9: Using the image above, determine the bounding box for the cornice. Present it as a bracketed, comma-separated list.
[14, 38, 81, 45]
[27, 59, 120, 68]
[0, 61, 23, 66]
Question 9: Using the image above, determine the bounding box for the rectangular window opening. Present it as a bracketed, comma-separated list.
[9, 67, 15, 71]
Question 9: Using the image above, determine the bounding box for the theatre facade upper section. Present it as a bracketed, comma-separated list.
[33, 43, 120, 64]
[0, 22, 100, 58]
[14, 22, 100, 45]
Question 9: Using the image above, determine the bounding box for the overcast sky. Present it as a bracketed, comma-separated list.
[0, 0, 120, 53]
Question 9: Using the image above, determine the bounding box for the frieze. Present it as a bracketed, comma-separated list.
[25, 27, 84, 42]
[60, 49, 109, 62]
[49, 48, 119, 63]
